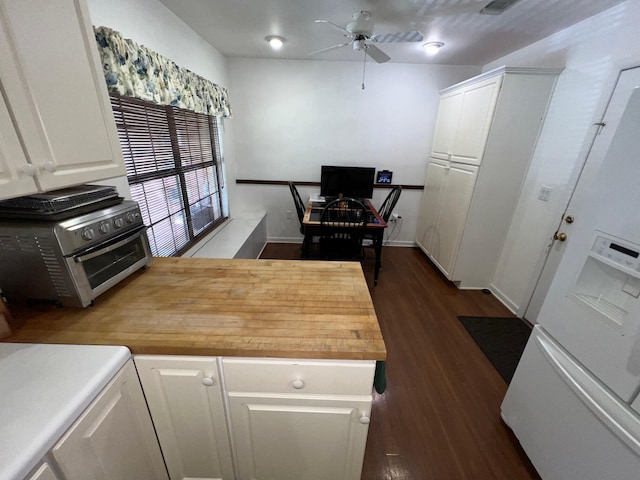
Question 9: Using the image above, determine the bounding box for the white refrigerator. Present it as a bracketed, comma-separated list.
[502, 70, 640, 480]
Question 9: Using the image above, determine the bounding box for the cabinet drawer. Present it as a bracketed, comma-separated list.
[222, 358, 375, 396]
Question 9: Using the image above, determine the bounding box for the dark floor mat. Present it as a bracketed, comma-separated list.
[457, 316, 533, 384]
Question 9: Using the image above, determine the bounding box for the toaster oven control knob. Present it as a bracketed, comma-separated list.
[98, 222, 110, 234]
[125, 212, 137, 223]
[113, 217, 124, 229]
[81, 227, 95, 241]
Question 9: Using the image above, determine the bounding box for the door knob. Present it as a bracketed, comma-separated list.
[359, 415, 371, 424]
[554, 232, 568, 241]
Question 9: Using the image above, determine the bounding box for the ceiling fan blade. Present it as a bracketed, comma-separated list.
[315, 19, 352, 37]
[372, 31, 423, 43]
[365, 44, 390, 64]
[307, 42, 352, 57]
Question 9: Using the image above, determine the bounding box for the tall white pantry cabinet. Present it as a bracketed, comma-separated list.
[416, 66, 561, 289]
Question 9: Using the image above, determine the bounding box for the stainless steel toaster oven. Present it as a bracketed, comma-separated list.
[0, 199, 152, 307]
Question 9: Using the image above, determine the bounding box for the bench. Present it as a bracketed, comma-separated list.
[181, 212, 267, 259]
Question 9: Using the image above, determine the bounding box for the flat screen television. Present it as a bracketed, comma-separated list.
[320, 166, 376, 199]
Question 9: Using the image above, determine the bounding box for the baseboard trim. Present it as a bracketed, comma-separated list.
[489, 283, 519, 316]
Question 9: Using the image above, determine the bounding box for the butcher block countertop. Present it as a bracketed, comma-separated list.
[4, 258, 386, 360]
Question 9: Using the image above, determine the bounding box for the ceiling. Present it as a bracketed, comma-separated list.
[157, 0, 625, 65]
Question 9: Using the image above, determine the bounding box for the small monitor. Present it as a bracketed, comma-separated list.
[320, 166, 376, 199]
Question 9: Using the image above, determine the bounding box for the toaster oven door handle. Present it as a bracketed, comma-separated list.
[73, 226, 147, 263]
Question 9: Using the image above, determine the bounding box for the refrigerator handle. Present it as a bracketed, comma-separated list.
[535, 333, 640, 456]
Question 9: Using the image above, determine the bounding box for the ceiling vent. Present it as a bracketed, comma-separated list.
[480, 0, 522, 15]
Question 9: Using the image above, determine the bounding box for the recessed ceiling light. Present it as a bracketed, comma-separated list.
[423, 42, 444, 55]
[265, 35, 286, 50]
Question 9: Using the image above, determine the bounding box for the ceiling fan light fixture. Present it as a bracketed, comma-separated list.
[423, 41, 444, 55]
[265, 35, 286, 50]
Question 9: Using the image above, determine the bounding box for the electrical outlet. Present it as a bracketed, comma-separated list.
[286, 210, 293, 220]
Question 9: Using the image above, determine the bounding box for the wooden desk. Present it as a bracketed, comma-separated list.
[302, 199, 388, 286]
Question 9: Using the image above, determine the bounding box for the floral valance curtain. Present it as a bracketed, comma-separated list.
[94, 26, 232, 118]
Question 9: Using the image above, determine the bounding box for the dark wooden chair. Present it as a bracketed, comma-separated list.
[288, 181, 306, 234]
[319, 198, 368, 260]
[364, 186, 401, 261]
[378, 185, 402, 224]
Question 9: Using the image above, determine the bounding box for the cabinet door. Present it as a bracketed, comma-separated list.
[25, 462, 61, 480]
[450, 75, 502, 165]
[0, 86, 38, 199]
[430, 163, 478, 278]
[431, 90, 463, 160]
[134, 356, 234, 480]
[415, 159, 448, 254]
[51, 360, 168, 480]
[0, 0, 125, 191]
[228, 394, 371, 480]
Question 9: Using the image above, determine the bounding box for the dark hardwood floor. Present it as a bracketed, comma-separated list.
[260, 243, 541, 480]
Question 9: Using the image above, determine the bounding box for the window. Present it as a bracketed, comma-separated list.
[110, 93, 226, 256]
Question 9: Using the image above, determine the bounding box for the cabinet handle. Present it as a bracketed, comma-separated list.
[291, 378, 305, 389]
[202, 375, 216, 386]
[43, 161, 57, 173]
[359, 415, 371, 424]
[22, 164, 37, 176]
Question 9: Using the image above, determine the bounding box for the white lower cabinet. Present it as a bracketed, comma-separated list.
[228, 395, 370, 480]
[223, 357, 376, 480]
[50, 360, 168, 480]
[133, 355, 376, 480]
[134, 356, 235, 480]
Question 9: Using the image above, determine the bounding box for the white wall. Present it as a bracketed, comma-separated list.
[85, 0, 237, 213]
[484, 1, 640, 317]
[227, 58, 479, 242]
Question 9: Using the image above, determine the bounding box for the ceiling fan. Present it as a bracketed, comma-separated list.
[308, 11, 423, 64]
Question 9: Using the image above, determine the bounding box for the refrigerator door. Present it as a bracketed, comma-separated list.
[502, 326, 640, 480]
[534, 84, 640, 401]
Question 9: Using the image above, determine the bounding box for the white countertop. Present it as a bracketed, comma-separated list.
[0, 343, 130, 480]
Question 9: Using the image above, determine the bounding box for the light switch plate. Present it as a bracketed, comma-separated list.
[538, 185, 552, 202]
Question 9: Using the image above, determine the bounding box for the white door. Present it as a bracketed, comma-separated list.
[431, 163, 478, 278]
[134, 356, 235, 480]
[534, 81, 640, 401]
[51, 360, 168, 480]
[228, 394, 371, 480]
[415, 158, 448, 253]
[431, 90, 463, 160]
[450, 75, 502, 165]
[526, 67, 640, 323]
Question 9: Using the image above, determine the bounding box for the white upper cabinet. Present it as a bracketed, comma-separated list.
[431, 90, 463, 160]
[0, 90, 38, 197]
[449, 75, 502, 165]
[0, 0, 125, 200]
[430, 75, 502, 165]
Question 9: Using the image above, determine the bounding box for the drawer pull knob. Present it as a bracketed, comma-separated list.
[359, 415, 371, 425]
[22, 163, 37, 176]
[202, 375, 216, 386]
[44, 161, 57, 173]
[292, 378, 305, 389]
